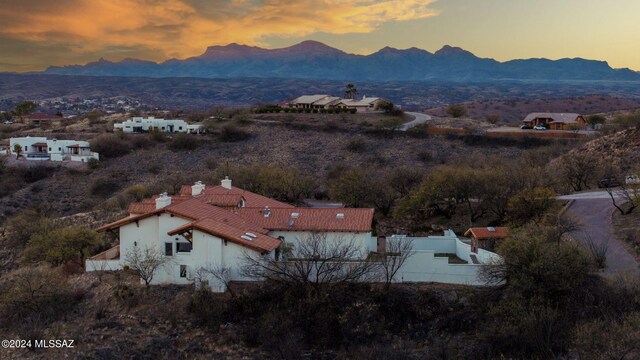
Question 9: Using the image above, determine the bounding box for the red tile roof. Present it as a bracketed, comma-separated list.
[168, 218, 280, 252]
[235, 207, 374, 232]
[464, 227, 510, 240]
[200, 194, 245, 207]
[128, 194, 192, 214]
[180, 185, 294, 209]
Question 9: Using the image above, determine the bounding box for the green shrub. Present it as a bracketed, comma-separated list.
[90, 175, 122, 197]
[22, 226, 103, 267]
[446, 104, 468, 118]
[90, 133, 132, 158]
[219, 125, 251, 142]
[169, 133, 199, 151]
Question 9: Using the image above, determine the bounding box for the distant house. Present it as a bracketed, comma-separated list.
[26, 112, 62, 126]
[522, 113, 586, 130]
[288, 94, 387, 112]
[336, 96, 386, 112]
[0, 139, 8, 156]
[9, 136, 99, 162]
[464, 227, 510, 253]
[114, 117, 204, 134]
[289, 95, 342, 109]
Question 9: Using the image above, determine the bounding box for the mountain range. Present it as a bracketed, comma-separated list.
[43, 40, 640, 81]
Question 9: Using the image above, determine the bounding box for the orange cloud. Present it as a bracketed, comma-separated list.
[0, 0, 438, 70]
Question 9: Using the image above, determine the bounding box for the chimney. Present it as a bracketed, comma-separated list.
[191, 181, 205, 196]
[155, 192, 171, 209]
[221, 176, 232, 190]
[263, 206, 271, 218]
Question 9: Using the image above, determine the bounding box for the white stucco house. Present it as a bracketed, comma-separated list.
[87, 178, 501, 291]
[114, 117, 204, 134]
[8, 136, 99, 162]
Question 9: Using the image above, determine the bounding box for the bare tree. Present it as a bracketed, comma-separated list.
[124, 245, 170, 286]
[191, 263, 235, 297]
[604, 181, 639, 215]
[242, 232, 379, 295]
[558, 153, 600, 192]
[583, 232, 608, 270]
[379, 235, 415, 290]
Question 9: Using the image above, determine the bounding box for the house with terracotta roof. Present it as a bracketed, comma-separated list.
[9, 136, 99, 162]
[26, 112, 62, 126]
[522, 113, 586, 130]
[464, 227, 510, 252]
[87, 177, 376, 291]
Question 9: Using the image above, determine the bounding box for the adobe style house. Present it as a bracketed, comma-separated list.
[114, 117, 204, 134]
[87, 178, 503, 290]
[288, 94, 388, 112]
[9, 136, 99, 162]
[26, 112, 62, 126]
[464, 227, 510, 253]
[522, 113, 586, 130]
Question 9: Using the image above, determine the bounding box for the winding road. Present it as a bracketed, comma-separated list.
[400, 112, 432, 131]
[558, 192, 640, 278]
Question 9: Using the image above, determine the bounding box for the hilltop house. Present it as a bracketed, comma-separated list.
[26, 112, 62, 126]
[114, 117, 204, 134]
[464, 227, 510, 252]
[87, 178, 501, 290]
[288, 95, 387, 112]
[9, 136, 99, 162]
[522, 113, 586, 130]
[336, 96, 386, 112]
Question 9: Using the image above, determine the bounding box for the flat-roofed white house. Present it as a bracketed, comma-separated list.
[87, 178, 501, 291]
[9, 136, 99, 162]
[114, 117, 204, 134]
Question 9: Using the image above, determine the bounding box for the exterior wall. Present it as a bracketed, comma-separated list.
[114, 117, 203, 134]
[9, 137, 99, 162]
[267, 230, 374, 258]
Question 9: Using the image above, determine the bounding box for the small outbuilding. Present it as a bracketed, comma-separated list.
[464, 227, 510, 253]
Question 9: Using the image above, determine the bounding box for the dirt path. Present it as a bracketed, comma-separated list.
[565, 198, 640, 278]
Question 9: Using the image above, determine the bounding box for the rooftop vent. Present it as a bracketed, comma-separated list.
[336, 213, 345, 219]
[245, 232, 257, 238]
[291, 212, 300, 218]
[487, 227, 496, 232]
[192, 180, 205, 196]
[155, 192, 171, 210]
[263, 206, 271, 218]
[240, 235, 253, 241]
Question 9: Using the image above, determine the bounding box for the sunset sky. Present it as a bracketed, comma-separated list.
[1, 0, 639, 72]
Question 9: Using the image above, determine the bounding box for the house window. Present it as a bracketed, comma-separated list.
[165, 242, 173, 256]
[176, 242, 192, 252]
[180, 265, 187, 278]
[49, 147, 52, 151]
[58, 147, 61, 151]
[178, 126, 183, 130]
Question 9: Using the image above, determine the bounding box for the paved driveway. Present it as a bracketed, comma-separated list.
[400, 112, 431, 131]
[564, 198, 640, 278]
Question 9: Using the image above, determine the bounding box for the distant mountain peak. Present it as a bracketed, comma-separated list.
[278, 40, 345, 56]
[435, 45, 475, 57]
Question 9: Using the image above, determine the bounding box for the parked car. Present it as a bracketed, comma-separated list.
[598, 177, 623, 188]
[625, 174, 640, 185]
[533, 125, 546, 130]
[2, 120, 13, 125]
[520, 125, 533, 129]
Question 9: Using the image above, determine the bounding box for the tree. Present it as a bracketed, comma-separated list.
[23, 226, 103, 268]
[191, 263, 235, 297]
[327, 166, 375, 208]
[586, 114, 606, 127]
[14, 100, 37, 122]
[378, 235, 414, 290]
[242, 232, 379, 296]
[13, 143, 22, 158]
[345, 83, 358, 100]
[557, 153, 601, 192]
[446, 104, 468, 118]
[604, 179, 640, 215]
[124, 245, 170, 285]
[506, 187, 556, 226]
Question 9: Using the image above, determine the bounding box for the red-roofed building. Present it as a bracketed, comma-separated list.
[87, 178, 375, 291]
[464, 227, 510, 252]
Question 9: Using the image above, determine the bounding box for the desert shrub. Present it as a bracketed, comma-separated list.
[22, 226, 103, 267]
[0, 266, 79, 329]
[486, 115, 500, 124]
[2, 210, 54, 247]
[344, 137, 369, 153]
[169, 133, 199, 151]
[90, 175, 122, 197]
[446, 104, 468, 118]
[506, 187, 556, 225]
[90, 133, 132, 158]
[16, 164, 55, 183]
[572, 312, 640, 360]
[87, 157, 101, 170]
[125, 184, 152, 201]
[219, 125, 251, 142]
